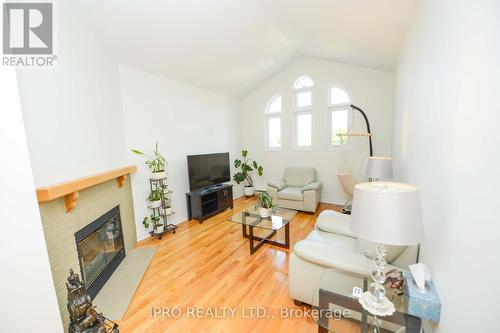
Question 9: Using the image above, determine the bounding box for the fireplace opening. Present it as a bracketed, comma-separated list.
[75, 205, 125, 299]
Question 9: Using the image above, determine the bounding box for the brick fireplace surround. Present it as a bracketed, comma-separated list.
[37, 173, 137, 327]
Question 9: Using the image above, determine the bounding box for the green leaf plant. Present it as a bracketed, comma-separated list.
[142, 215, 161, 229]
[254, 192, 276, 210]
[233, 150, 264, 187]
[147, 188, 163, 202]
[132, 141, 167, 173]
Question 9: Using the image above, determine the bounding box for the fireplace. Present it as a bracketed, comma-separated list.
[75, 205, 125, 298]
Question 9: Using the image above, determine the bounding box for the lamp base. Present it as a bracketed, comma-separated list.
[358, 291, 396, 317]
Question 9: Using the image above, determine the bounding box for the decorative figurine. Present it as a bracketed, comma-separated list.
[385, 269, 405, 298]
[66, 269, 118, 333]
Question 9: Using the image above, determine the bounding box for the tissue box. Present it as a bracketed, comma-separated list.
[403, 271, 441, 323]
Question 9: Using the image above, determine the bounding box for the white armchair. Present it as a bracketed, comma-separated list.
[289, 210, 419, 306]
[267, 167, 321, 213]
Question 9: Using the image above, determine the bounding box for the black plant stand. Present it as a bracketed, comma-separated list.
[148, 177, 176, 240]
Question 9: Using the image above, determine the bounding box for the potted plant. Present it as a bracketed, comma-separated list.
[147, 189, 163, 209]
[233, 150, 264, 197]
[164, 204, 173, 215]
[143, 215, 163, 233]
[132, 142, 167, 180]
[161, 184, 171, 196]
[254, 192, 276, 218]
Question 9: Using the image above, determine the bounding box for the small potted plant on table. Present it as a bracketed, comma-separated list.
[255, 192, 276, 218]
[233, 150, 264, 197]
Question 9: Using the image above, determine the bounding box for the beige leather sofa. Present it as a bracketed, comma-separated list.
[289, 210, 418, 306]
[267, 167, 321, 213]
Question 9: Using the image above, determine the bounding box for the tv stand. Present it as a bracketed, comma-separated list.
[201, 183, 224, 194]
[186, 184, 233, 223]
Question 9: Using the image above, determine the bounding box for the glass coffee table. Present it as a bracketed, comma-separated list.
[312, 269, 421, 333]
[228, 208, 297, 255]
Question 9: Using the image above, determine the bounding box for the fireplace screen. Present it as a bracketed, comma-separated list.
[75, 206, 125, 298]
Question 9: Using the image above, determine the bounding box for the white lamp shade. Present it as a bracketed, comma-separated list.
[349, 182, 423, 246]
[365, 157, 393, 179]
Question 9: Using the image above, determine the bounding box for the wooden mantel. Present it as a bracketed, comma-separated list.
[36, 165, 137, 212]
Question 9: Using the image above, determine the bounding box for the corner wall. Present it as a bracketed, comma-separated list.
[16, 0, 128, 187]
[241, 57, 394, 203]
[1, 69, 64, 332]
[392, 0, 500, 331]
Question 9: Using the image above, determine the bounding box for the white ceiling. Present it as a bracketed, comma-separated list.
[77, 0, 415, 96]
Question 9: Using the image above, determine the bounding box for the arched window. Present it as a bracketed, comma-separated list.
[293, 76, 314, 89]
[330, 87, 350, 106]
[328, 87, 351, 147]
[265, 94, 282, 150]
[293, 76, 314, 149]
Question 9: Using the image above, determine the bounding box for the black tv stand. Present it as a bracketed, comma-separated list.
[186, 184, 233, 223]
[201, 184, 224, 194]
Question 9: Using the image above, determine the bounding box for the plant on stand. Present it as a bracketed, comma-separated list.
[233, 150, 263, 197]
[142, 215, 163, 233]
[132, 142, 176, 238]
[132, 142, 167, 180]
[164, 203, 173, 215]
[147, 188, 163, 209]
[255, 192, 276, 218]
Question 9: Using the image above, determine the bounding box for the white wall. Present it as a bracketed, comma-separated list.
[241, 57, 394, 203]
[393, 0, 500, 331]
[16, 1, 127, 187]
[0, 69, 64, 332]
[119, 66, 242, 241]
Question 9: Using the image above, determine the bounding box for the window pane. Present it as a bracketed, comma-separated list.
[267, 95, 281, 113]
[297, 113, 312, 147]
[267, 117, 281, 148]
[296, 91, 312, 108]
[294, 76, 314, 89]
[331, 109, 348, 145]
[330, 87, 350, 105]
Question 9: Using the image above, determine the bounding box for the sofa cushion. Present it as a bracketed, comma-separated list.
[306, 229, 356, 251]
[283, 167, 316, 187]
[294, 240, 371, 276]
[316, 210, 355, 238]
[302, 181, 322, 192]
[355, 238, 406, 263]
[277, 187, 304, 201]
[294, 239, 403, 276]
[268, 180, 286, 191]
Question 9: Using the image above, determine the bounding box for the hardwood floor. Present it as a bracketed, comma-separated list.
[118, 197, 341, 333]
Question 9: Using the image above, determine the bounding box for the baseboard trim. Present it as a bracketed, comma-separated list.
[320, 198, 347, 205]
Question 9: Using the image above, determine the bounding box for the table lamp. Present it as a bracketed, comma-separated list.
[349, 182, 423, 316]
[365, 157, 393, 180]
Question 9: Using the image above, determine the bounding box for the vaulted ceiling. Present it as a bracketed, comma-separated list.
[77, 0, 415, 96]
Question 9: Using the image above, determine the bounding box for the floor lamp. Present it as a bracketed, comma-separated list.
[365, 156, 393, 181]
[335, 104, 373, 156]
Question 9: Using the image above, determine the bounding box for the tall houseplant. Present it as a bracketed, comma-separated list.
[132, 142, 167, 180]
[233, 150, 263, 196]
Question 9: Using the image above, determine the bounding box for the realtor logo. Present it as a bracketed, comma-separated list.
[3, 2, 53, 54]
[2, 1, 55, 67]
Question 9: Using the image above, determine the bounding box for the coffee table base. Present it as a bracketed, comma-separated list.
[242, 224, 290, 255]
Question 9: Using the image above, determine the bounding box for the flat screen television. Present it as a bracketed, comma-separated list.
[187, 152, 231, 191]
